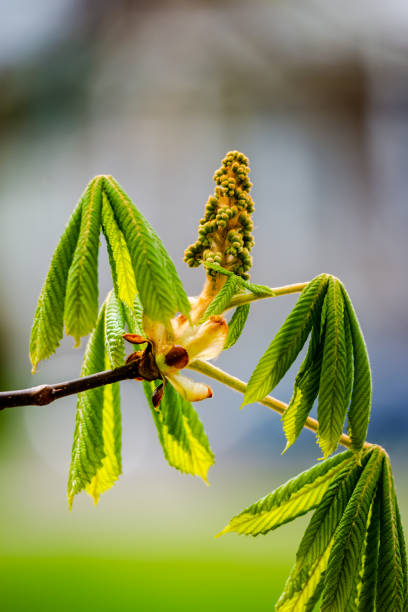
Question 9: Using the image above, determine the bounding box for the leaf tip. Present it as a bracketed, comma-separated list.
[214, 525, 229, 539]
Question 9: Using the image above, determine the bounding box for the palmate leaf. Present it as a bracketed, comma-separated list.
[243, 274, 329, 407]
[30, 197, 82, 372]
[224, 304, 250, 350]
[321, 447, 383, 611]
[65, 176, 103, 346]
[101, 192, 137, 309]
[317, 277, 349, 458]
[143, 381, 215, 483]
[218, 450, 354, 537]
[103, 175, 190, 325]
[220, 446, 406, 611]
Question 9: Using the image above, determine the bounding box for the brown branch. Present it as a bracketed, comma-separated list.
[0, 353, 160, 410]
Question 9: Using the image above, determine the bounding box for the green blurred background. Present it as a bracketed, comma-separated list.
[1, 1, 408, 610]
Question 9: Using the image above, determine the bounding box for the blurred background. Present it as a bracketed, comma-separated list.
[1, 1, 408, 610]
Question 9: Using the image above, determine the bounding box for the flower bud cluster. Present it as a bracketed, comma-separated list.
[184, 151, 255, 280]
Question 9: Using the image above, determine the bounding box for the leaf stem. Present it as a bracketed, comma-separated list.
[188, 360, 372, 452]
[227, 281, 309, 309]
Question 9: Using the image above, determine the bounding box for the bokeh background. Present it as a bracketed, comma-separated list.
[1, 1, 408, 610]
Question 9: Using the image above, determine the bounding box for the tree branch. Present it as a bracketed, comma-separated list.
[0, 357, 160, 410]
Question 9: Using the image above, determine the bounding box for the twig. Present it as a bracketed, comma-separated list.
[0, 357, 159, 410]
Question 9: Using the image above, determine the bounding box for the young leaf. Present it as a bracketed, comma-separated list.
[321, 447, 383, 611]
[30, 198, 82, 372]
[101, 192, 137, 309]
[357, 485, 381, 610]
[296, 450, 367, 570]
[103, 176, 190, 325]
[64, 176, 103, 346]
[242, 274, 329, 407]
[276, 541, 333, 611]
[142, 381, 215, 484]
[275, 448, 373, 610]
[341, 285, 372, 454]
[317, 277, 349, 457]
[200, 275, 241, 321]
[85, 353, 122, 505]
[218, 450, 353, 537]
[224, 304, 250, 350]
[204, 262, 276, 300]
[377, 455, 406, 611]
[104, 290, 125, 368]
[282, 323, 325, 452]
[68, 302, 106, 507]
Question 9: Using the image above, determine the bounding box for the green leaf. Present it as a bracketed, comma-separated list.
[104, 290, 126, 368]
[282, 323, 325, 452]
[356, 485, 381, 610]
[68, 302, 106, 507]
[394, 492, 408, 610]
[64, 176, 103, 346]
[30, 197, 82, 372]
[296, 453, 367, 570]
[143, 381, 215, 483]
[103, 176, 190, 325]
[276, 542, 333, 611]
[85, 352, 122, 505]
[341, 285, 372, 454]
[218, 450, 353, 537]
[101, 192, 137, 309]
[317, 277, 349, 458]
[201, 275, 241, 321]
[243, 274, 329, 407]
[204, 261, 276, 299]
[377, 455, 406, 611]
[275, 450, 372, 611]
[321, 447, 383, 611]
[224, 304, 250, 350]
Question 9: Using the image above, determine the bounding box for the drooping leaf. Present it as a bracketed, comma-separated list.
[101, 192, 137, 309]
[242, 274, 329, 407]
[143, 381, 214, 484]
[103, 176, 190, 325]
[218, 450, 353, 537]
[274, 448, 373, 610]
[104, 290, 126, 368]
[376, 455, 406, 611]
[341, 285, 372, 454]
[296, 452, 367, 570]
[224, 304, 250, 350]
[30, 198, 82, 372]
[321, 447, 383, 611]
[85, 352, 122, 505]
[201, 275, 241, 321]
[68, 302, 106, 507]
[282, 322, 325, 452]
[64, 176, 103, 345]
[356, 485, 381, 610]
[317, 277, 349, 458]
[276, 541, 333, 611]
[394, 492, 408, 611]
